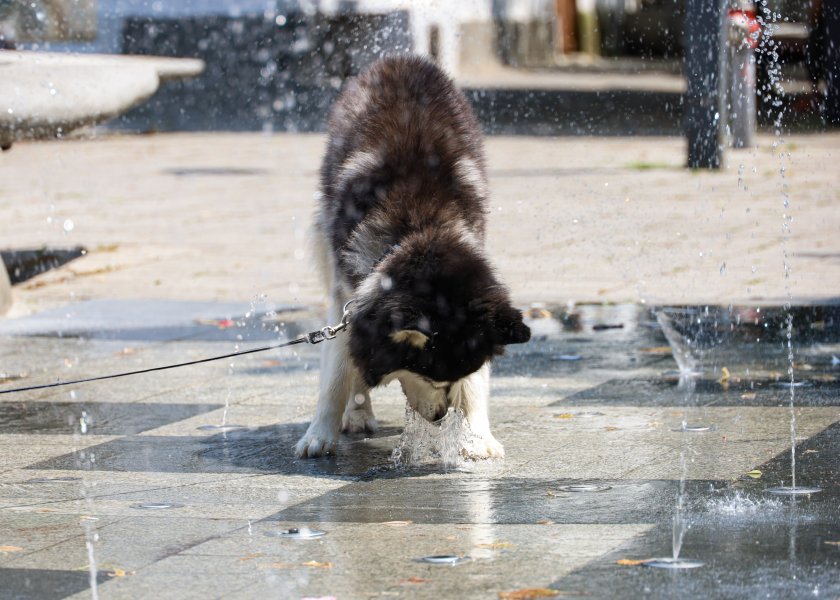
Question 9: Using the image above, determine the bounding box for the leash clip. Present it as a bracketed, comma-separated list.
[305, 300, 353, 345]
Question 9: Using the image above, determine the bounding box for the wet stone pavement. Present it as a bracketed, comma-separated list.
[0, 302, 839, 599]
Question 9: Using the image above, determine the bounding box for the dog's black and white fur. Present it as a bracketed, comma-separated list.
[295, 55, 530, 459]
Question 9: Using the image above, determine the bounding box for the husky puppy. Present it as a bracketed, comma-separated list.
[295, 55, 530, 459]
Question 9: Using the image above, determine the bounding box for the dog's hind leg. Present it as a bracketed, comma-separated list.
[341, 375, 378, 434]
[294, 301, 355, 458]
[448, 362, 505, 459]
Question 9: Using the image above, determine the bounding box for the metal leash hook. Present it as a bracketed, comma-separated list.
[305, 300, 353, 345]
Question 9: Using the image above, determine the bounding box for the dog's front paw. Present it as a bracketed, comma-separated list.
[462, 433, 505, 460]
[342, 407, 379, 434]
[294, 427, 338, 458]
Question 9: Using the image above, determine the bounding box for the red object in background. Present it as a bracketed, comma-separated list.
[729, 9, 762, 49]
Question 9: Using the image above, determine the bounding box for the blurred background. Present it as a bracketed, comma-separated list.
[0, 0, 835, 136]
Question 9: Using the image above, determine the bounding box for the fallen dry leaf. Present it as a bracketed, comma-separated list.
[554, 413, 574, 420]
[605, 426, 619, 432]
[524, 307, 553, 319]
[301, 560, 333, 569]
[0, 371, 27, 384]
[720, 367, 731, 383]
[0, 546, 23, 553]
[639, 346, 672, 355]
[477, 541, 515, 549]
[546, 490, 556, 498]
[238, 553, 264, 562]
[70, 265, 116, 278]
[263, 562, 295, 569]
[108, 568, 134, 578]
[746, 470, 762, 479]
[116, 347, 136, 356]
[741, 392, 757, 400]
[400, 576, 431, 585]
[616, 558, 649, 566]
[498, 588, 562, 599]
[536, 519, 554, 525]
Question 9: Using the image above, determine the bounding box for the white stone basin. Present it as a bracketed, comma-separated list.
[0, 51, 204, 148]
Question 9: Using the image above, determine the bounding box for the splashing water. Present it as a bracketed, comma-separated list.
[786, 313, 797, 489]
[705, 491, 784, 518]
[390, 406, 482, 470]
[672, 445, 689, 559]
[83, 519, 99, 600]
[655, 311, 704, 376]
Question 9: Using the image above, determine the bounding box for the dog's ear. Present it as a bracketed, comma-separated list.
[492, 304, 531, 345]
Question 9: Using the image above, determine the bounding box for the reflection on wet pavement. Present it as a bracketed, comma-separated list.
[0, 402, 221, 435]
[1, 303, 838, 598]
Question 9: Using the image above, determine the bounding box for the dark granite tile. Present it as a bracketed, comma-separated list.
[554, 378, 840, 407]
[25, 424, 401, 478]
[0, 568, 109, 600]
[0, 402, 222, 435]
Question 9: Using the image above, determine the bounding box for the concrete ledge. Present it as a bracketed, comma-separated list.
[0, 50, 203, 147]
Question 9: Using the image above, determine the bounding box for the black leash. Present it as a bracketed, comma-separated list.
[0, 302, 352, 396]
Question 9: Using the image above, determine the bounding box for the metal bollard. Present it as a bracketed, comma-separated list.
[727, 1, 761, 148]
[685, 0, 726, 169]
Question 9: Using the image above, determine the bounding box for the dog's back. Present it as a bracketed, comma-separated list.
[318, 55, 488, 284]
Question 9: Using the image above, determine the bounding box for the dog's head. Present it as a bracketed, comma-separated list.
[347, 228, 530, 387]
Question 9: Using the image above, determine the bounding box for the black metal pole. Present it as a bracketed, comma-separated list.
[684, 0, 727, 168]
[825, 0, 840, 125]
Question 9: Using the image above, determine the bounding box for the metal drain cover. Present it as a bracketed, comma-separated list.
[642, 558, 705, 569]
[557, 484, 612, 493]
[418, 555, 469, 565]
[265, 527, 327, 539]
